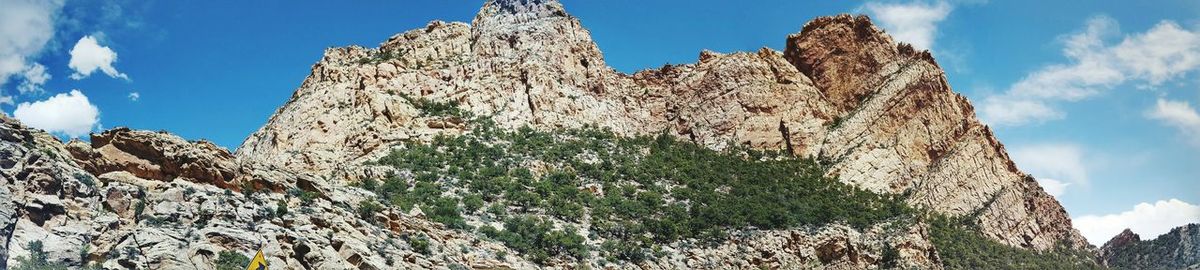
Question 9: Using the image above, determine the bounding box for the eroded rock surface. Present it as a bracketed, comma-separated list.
[67, 128, 240, 189]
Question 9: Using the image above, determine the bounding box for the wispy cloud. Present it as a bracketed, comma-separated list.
[1075, 199, 1200, 245]
[862, 1, 953, 51]
[1147, 98, 1200, 147]
[68, 34, 129, 80]
[128, 91, 139, 101]
[1010, 143, 1089, 197]
[17, 63, 50, 95]
[12, 89, 100, 138]
[981, 16, 1200, 126]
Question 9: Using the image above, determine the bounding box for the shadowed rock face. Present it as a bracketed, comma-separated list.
[236, 0, 1085, 251]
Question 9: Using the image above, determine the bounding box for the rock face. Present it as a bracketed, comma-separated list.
[238, 0, 1084, 251]
[0, 115, 536, 269]
[1100, 224, 1200, 269]
[787, 15, 1086, 251]
[67, 128, 240, 189]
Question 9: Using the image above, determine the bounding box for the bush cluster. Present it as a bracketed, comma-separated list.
[480, 215, 587, 264]
[214, 250, 251, 270]
[371, 119, 913, 263]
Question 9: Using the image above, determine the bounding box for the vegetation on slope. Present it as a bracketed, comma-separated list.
[365, 116, 911, 263]
[355, 101, 1103, 267]
[929, 216, 1101, 269]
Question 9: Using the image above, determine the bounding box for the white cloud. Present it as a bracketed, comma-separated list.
[1010, 143, 1088, 196]
[128, 91, 139, 101]
[68, 35, 129, 80]
[17, 62, 49, 94]
[980, 96, 1062, 126]
[1037, 178, 1070, 197]
[981, 16, 1200, 126]
[0, 0, 64, 93]
[1147, 98, 1200, 147]
[1075, 199, 1200, 245]
[863, 1, 952, 51]
[1112, 22, 1200, 85]
[12, 90, 100, 138]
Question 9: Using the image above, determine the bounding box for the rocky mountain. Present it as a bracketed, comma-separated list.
[1100, 224, 1200, 269]
[1, 0, 1104, 269]
[238, 0, 1084, 251]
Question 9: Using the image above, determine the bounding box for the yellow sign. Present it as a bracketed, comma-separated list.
[246, 250, 268, 270]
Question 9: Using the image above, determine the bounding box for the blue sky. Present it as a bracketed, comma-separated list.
[1, 0, 1197, 245]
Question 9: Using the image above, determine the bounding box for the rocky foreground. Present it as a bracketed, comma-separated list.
[0, 0, 1135, 269]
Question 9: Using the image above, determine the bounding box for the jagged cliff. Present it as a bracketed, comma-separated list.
[239, 0, 1084, 251]
[0, 0, 1099, 269]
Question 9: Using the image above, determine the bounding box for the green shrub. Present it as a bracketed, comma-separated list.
[429, 197, 468, 229]
[481, 215, 588, 264]
[11, 241, 70, 270]
[357, 200, 384, 221]
[275, 200, 289, 218]
[398, 94, 469, 117]
[463, 194, 484, 213]
[410, 235, 431, 255]
[74, 172, 96, 188]
[214, 250, 251, 270]
[133, 199, 146, 218]
[359, 178, 379, 191]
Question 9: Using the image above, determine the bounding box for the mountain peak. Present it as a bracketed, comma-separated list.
[1102, 228, 1141, 251]
[474, 0, 568, 27]
[483, 0, 562, 14]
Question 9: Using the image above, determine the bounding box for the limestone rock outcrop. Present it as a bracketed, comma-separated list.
[66, 128, 240, 189]
[0, 115, 536, 269]
[237, 0, 1085, 251]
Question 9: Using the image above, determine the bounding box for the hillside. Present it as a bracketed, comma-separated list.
[1100, 224, 1200, 269]
[0, 0, 1108, 269]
